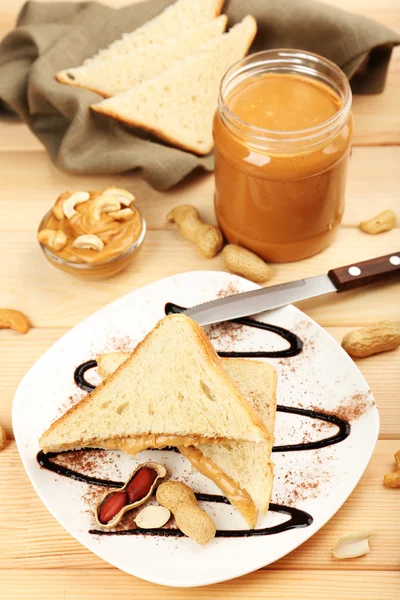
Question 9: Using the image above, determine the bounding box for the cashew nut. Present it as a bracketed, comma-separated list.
[333, 531, 373, 559]
[359, 210, 397, 234]
[72, 234, 104, 251]
[38, 229, 68, 251]
[92, 195, 121, 220]
[109, 208, 134, 221]
[0, 425, 6, 450]
[383, 449, 400, 488]
[0, 309, 30, 334]
[167, 205, 224, 258]
[63, 191, 90, 219]
[103, 188, 135, 207]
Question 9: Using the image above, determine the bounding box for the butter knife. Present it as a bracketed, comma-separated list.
[184, 252, 400, 326]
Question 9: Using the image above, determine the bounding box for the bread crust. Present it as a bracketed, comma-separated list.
[39, 314, 270, 452]
[56, 0, 226, 97]
[56, 71, 111, 97]
[91, 103, 213, 155]
[213, 0, 225, 17]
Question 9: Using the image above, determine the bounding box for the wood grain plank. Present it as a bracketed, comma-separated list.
[0, 148, 399, 230]
[0, 226, 398, 328]
[1, 568, 399, 600]
[0, 440, 399, 572]
[0, 327, 399, 438]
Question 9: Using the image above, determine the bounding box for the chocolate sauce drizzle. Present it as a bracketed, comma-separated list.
[37, 449, 313, 537]
[89, 503, 312, 538]
[166, 302, 303, 358]
[38, 299, 353, 539]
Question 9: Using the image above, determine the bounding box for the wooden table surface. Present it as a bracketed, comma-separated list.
[0, 0, 399, 598]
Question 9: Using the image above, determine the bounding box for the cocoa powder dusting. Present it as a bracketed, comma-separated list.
[207, 321, 245, 346]
[215, 282, 240, 299]
[82, 485, 105, 515]
[96, 335, 135, 355]
[272, 461, 331, 506]
[312, 391, 374, 422]
[278, 320, 316, 371]
[51, 449, 122, 480]
[55, 392, 84, 418]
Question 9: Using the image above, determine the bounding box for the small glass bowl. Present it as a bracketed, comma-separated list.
[37, 208, 146, 279]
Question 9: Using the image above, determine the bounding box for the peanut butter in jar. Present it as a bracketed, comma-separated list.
[213, 50, 353, 263]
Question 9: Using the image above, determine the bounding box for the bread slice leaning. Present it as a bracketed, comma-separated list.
[57, 0, 224, 86]
[192, 359, 277, 516]
[91, 15, 257, 155]
[97, 352, 277, 525]
[85, 0, 224, 64]
[56, 15, 227, 97]
[39, 314, 269, 453]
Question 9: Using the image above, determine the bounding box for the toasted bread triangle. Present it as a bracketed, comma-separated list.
[40, 314, 269, 452]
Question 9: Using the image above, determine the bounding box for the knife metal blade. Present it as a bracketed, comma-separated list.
[183, 251, 399, 326]
[184, 274, 337, 326]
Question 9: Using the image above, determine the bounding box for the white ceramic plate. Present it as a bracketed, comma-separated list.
[13, 271, 379, 587]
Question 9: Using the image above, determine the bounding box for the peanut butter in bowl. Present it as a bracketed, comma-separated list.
[38, 188, 146, 278]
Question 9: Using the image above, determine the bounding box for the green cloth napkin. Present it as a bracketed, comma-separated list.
[0, 0, 399, 190]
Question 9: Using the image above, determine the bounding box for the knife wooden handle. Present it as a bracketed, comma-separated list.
[328, 252, 400, 291]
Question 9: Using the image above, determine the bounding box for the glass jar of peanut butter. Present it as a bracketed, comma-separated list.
[214, 50, 353, 263]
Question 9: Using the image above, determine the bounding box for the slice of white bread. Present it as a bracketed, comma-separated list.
[91, 15, 257, 155]
[97, 352, 276, 523]
[179, 445, 258, 528]
[194, 359, 276, 515]
[86, 0, 224, 64]
[56, 16, 227, 97]
[39, 314, 269, 453]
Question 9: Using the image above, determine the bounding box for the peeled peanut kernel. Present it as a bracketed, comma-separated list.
[333, 531, 373, 559]
[134, 505, 171, 529]
[342, 321, 400, 358]
[92, 195, 121, 220]
[359, 210, 397, 234]
[99, 491, 128, 524]
[72, 234, 104, 251]
[109, 208, 134, 221]
[103, 188, 135, 207]
[223, 244, 273, 284]
[395, 450, 400, 469]
[0, 425, 6, 450]
[0, 309, 30, 334]
[167, 205, 223, 258]
[38, 229, 68, 251]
